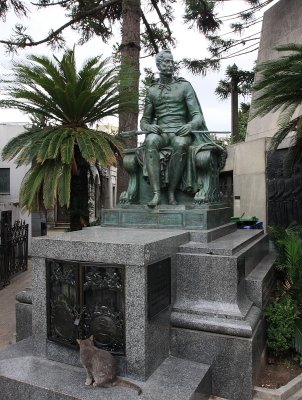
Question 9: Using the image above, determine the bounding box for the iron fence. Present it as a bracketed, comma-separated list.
[0, 219, 28, 289]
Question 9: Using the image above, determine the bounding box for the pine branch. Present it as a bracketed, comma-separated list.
[31, 0, 72, 6]
[0, 0, 121, 51]
[150, 0, 173, 40]
[141, 11, 159, 54]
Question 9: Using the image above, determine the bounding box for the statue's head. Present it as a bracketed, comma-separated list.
[155, 49, 174, 76]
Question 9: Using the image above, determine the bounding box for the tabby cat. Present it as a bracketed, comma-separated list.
[77, 336, 142, 395]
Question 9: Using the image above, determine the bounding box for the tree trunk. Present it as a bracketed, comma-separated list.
[117, 0, 141, 200]
[231, 78, 239, 143]
[69, 146, 90, 231]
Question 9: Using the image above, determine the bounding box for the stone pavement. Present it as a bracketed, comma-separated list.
[0, 260, 32, 349]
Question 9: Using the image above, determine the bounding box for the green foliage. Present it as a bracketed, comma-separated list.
[266, 296, 299, 356]
[1, 1, 273, 75]
[267, 224, 302, 358]
[238, 103, 250, 143]
[215, 64, 254, 100]
[293, 320, 302, 356]
[269, 224, 302, 301]
[0, 48, 123, 212]
[183, 0, 221, 35]
[251, 44, 302, 168]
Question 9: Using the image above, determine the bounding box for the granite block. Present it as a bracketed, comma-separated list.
[31, 227, 189, 266]
[0, 356, 138, 400]
[171, 323, 264, 400]
[31, 226, 185, 381]
[125, 264, 147, 380]
[179, 229, 264, 256]
[174, 252, 253, 321]
[189, 222, 237, 243]
[0, 345, 211, 400]
[175, 253, 238, 305]
[16, 288, 33, 342]
[32, 257, 47, 357]
[16, 287, 32, 304]
[236, 234, 269, 276]
[0, 337, 33, 361]
[171, 305, 261, 338]
[252, 319, 267, 384]
[16, 302, 32, 342]
[146, 308, 171, 379]
[245, 252, 277, 309]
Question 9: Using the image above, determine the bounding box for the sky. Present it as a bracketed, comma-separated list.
[0, 0, 279, 132]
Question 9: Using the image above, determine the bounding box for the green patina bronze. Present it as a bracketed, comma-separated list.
[119, 49, 227, 208]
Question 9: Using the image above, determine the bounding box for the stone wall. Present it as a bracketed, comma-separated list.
[225, 0, 302, 227]
[247, 0, 302, 141]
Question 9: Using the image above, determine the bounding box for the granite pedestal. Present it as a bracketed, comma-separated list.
[4, 223, 275, 400]
[31, 227, 190, 380]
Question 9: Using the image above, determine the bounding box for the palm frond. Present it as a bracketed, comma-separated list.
[1, 48, 124, 215]
[270, 117, 299, 151]
[292, 319, 302, 355]
[19, 163, 47, 210]
[42, 161, 63, 208]
[60, 135, 75, 164]
[57, 163, 71, 207]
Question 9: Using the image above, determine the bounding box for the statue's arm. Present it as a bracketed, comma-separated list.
[140, 91, 162, 134]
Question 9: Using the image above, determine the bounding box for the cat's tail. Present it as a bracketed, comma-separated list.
[114, 378, 142, 395]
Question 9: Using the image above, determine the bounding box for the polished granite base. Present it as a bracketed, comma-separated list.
[0, 339, 211, 400]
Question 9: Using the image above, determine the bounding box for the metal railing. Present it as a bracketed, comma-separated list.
[0, 219, 28, 289]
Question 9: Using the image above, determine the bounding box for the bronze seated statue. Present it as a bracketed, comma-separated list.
[119, 49, 227, 207]
[119, 130, 227, 206]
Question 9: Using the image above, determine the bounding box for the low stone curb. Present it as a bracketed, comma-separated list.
[253, 373, 302, 399]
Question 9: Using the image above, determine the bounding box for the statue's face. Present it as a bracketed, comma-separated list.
[157, 53, 174, 76]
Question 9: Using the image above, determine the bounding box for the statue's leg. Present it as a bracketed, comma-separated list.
[168, 135, 191, 205]
[145, 134, 165, 207]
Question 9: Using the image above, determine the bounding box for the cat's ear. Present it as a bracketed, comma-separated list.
[76, 339, 81, 345]
[89, 335, 94, 341]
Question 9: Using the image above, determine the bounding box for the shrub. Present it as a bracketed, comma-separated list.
[266, 296, 299, 356]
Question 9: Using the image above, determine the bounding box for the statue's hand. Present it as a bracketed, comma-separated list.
[146, 124, 163, 135]
[176, 124, 192, 137]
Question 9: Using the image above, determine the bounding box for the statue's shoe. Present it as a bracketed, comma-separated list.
[147, 192, 160, 207]
[168, 192, 177, 205]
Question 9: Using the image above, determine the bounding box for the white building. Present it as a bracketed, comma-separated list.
[0, 123, 118, 239]
[0, 123, 32, 232]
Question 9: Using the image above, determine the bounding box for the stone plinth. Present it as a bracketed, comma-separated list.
[31, 227, 189, 381]
[22, 223, 275, 400]
[0, 339, 212, 400]
[101, 204, 232, 230]
[170, 228, 275, 400]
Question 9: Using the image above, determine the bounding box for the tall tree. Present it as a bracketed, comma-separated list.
[118, 0, 141, 196]
[215, 63, 254, 142]
[0, 0, 275, 193]
[251, 43, 302, 168]
[0, 48, 124, 230]
[0, 1, 274, 74]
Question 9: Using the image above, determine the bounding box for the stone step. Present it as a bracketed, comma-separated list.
[245, 252, 277, 309]
[179, 229, 264, 256]
[0, 341, 212, 400]
[189, 222, 237, 243]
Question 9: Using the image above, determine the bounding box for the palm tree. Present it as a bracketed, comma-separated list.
[215, 64, 254, 143]
[1, 49, 124, 230]
[251, 44, 302, 168]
